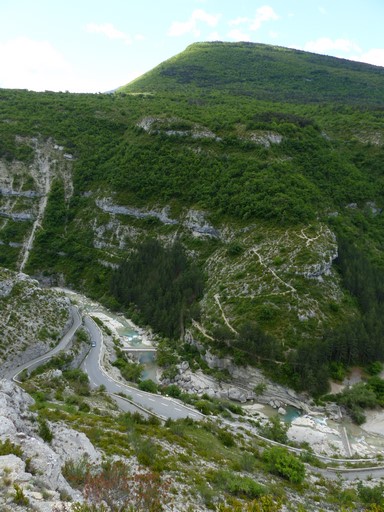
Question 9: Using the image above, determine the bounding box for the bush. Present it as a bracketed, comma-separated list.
[336, 382, 378, 424]
[0, 438, 23, 458]
[38, 420, 53, 443]
[13, 483, 29, 506]
[63, 368, 90, 395]
[62, 456, 91, 489]
[259, 415, 288, 444]
[162, 384, 181, 398]
[79, 402, 91, 413]
[213, 470, 265, 499]
[262, 446, 305, 484]
[358, 482, 384, 506]
[112, 356, 143, 383]
[138, 379, 158, 393]
[366, 361, 383, 376]
[218, 429, 235, 447]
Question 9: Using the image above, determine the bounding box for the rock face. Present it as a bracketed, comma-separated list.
[287, 416, 345, 456]
[96, 198, 178, 225]
[136, 116, 221, 141]
[183, 210, 220, 239]
[0, 380, 100, 511]
[164, 332, 310, 412]
[0, 268, 71, 377]
[96, 198, 220, 239]
[247, 131, 283, 147]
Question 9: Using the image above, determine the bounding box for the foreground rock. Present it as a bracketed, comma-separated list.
[0, 379, 100, 511]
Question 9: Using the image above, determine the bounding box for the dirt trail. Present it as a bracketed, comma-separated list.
[214, 293, 238, 334]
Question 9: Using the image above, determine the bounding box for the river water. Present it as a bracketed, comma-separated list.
[55, 288, 157, 381]
[56, 287, 384, 457]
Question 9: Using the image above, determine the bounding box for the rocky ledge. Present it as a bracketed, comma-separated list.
[0, 380, 100, 511]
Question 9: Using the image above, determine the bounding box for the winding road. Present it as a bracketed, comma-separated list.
[82, 316, 204, 421]
[9, 306, 82, 381]
[7, 304, 384, 480]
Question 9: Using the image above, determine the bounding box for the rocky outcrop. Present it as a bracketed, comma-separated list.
[96, 198, 178, 225]
[0, 268, 71, 377]
[174, 333, 310, 411]
[0, 380, 100, 510]
[0, 211, 34, 221]
[247, 131, 283, 147]
[95, 199, 221, 242]
[183, 210, 220, 239]
[136, 116, 221, 141]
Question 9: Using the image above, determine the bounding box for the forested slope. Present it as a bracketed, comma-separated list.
[1, 41, 384, 393]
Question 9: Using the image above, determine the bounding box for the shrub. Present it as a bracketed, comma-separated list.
[161, 384, 181, 398]
[38, 420, 53, 443]
[79, 402, 91, 413]
[0, 438, 23, 458]
[138, 379, 158, 393]
[216, 495, 282, 511]
[262, 446, 305, 484]
[83, 460, 168, 511]
[226, 242, 244, 257]
[13, 484, 29, 506]
[135, 439, 158, 468]
[358, 482, 384, 507]
[213, 470, 265, 499]
[63, 368, 90, 395]
[366, 361, 383, 376]
[62, 456, 91, 489]
[218, 429, 235, 447]
[259, 416, 288, 444]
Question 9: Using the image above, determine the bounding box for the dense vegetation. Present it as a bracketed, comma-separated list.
[1, 41, 384, 394]
[123, 42, 384, 105]
[111, 239, 204, 339]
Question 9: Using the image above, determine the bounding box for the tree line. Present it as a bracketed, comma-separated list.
[110, 238, 204, 339]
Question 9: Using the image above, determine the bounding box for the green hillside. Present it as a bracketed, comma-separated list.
[122, 41, 384, 105]
[1, 42, 384, 394]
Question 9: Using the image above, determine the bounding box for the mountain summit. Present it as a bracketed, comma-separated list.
[122, 41, 384, 105]
[0, 41, 384, 398]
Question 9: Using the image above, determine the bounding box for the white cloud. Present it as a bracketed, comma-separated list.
[352, 48, 384, 67]
[0, 37, 72, 91]
[229, 16, 249, 27]
[303, 37, 361, 55]
[300, 37, 384, 68]
[193, 8, 219, 26]
[228, 29, 251, 41]
[250, 5, 279, 30]
[168, 9, 220, 37]
[207, 31, 221, 41]
[0, 36, 143, 93]
[168, 19, 198, 37]
[228, 5, 278, 32]
[85, 22, 132, 45]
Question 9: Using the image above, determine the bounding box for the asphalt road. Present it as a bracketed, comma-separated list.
[9, 306, 82, 381]
[82, 316, 204, 421]
[7, 306, 384, 480]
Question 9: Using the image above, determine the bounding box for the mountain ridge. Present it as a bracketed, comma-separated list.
[121, 41, 384, 106]
[0, 41, 383, 396]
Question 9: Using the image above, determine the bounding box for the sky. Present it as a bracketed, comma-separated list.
[0, 0, 384, 93]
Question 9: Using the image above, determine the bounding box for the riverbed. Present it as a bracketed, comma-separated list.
[54, 288, 157, 380]
[56, 287, 384, 458]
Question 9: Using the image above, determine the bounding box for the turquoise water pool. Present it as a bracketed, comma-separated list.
[282, 406, 302, 423]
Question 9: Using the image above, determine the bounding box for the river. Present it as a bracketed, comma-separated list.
[55, 287, 384, 458]
[54, 288, 157, 381]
